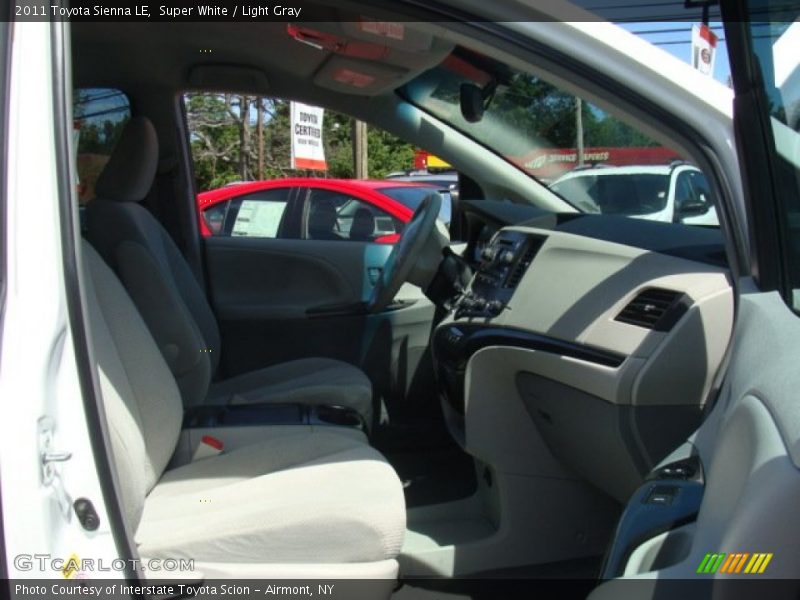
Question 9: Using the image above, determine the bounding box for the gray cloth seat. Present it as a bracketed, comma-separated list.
[350, 207, 375, 241]
[137, 431, 405, 563]
[85, 117, 373, 424]
[207, 357, 372, 418]
[308, 198, 341, 240]
[81, 240, 405, 568]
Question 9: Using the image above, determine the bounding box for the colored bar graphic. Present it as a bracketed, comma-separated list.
[699, 553, 727, 574]
[697, 553, 713, 574]
[696, 552, 773, 575]
[759, 553, 773, 573]
[720, 553, 736, 573]
[701, 552, 774, 575]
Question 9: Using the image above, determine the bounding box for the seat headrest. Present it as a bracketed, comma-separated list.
[309, 199, 338, 239]
[95, 116, 158, 203]
[350, 207, 375, 241]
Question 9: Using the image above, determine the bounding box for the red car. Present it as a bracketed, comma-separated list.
[197, 178, 452, 243]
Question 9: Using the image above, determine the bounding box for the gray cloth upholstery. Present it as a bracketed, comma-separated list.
[83, 242, 185, 526]
[207, 357, 373, 419]
[81, 241, 405, 564]
[137, 430, 405, 563]
[308, 199, 340, 240]
[85, 117, 373, 421]
[95, 116, 159, 203]
[350, 207, 375, 241]
[86, 200, 219, 406]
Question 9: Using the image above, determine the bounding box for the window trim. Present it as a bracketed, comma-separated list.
[722, 3, 795, 308]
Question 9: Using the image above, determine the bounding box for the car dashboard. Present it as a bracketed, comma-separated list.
[433, 212, 734, 503]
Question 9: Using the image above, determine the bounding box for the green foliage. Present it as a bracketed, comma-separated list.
[185, 94, 417, 191]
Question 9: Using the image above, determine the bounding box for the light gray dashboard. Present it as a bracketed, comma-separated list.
[434, 225, 734, 501]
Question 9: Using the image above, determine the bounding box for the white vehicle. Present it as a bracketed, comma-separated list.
[1, 1, 799, 599]
[550, 163, 720, 226]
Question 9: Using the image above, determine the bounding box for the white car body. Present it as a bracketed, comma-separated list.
[550, 164, 720, 226]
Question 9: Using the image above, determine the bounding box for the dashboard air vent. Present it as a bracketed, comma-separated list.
[615, 288, 687, 331]
[505, 237, 545, 288]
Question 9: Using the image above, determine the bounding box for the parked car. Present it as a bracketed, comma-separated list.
[197, 177, 452, 242]
[385, 169, 459, 204]
[549, 163, 719, 225]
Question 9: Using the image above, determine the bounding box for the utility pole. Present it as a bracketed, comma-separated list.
[256, 96, 264, 179]
[576, 97, 585, 167]
[352, 119, 368, 179]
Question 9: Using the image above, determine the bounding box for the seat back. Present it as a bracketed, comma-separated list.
[85, 117, 219, 407]
[350, 207, 375, 241]
[308, 198, 339, 240]
[82, 241, 183, 528]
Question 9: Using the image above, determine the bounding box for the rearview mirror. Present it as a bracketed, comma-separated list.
[460, 83, 486, 123]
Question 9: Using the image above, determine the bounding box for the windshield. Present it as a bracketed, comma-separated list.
[401, 57, 672, 183]
[380, 186, 453, 224]
[551, 173, 670, 215]
[400, 46, 720, 227]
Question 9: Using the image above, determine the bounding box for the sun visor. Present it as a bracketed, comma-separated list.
[288, 22, 453, 73]
[313, 57, 408, 95]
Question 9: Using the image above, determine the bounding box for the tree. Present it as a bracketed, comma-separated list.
[185, 93, 418, 190]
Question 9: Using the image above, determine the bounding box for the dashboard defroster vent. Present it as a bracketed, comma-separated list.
[615, 288, 688, 331]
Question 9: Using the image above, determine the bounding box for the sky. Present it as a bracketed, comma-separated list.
[623, 21, 732, 85]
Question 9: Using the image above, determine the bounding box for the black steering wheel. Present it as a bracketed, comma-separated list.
[368, 193, 442, 313]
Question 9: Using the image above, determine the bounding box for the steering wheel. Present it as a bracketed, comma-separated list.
[368, 192, 442, 313]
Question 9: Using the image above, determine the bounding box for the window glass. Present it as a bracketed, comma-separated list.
[401, 53, 719, 227]
[202, 203, 227, 236]
[306, 189, 401, 242]
[184, 92, 445, 241]
[379, 186, 453, 225]
[73, 88, 131, 204]
[226, 190, 290, 238]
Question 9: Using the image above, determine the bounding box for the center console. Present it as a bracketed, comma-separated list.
[453, 230, 546, 319]
[434, 230, 552, 413]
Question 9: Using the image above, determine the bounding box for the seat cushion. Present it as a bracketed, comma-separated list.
[136, 430, 406, 563]
[207, 358, 373, 424]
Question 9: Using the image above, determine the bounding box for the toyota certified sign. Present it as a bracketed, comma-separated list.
[290, 101, 327, 171]
[691, 24, 718, 77]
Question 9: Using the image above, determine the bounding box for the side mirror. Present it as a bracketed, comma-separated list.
[676, 198, 710, 218]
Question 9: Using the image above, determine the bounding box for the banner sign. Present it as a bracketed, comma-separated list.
[290, 102, 327, 171]
[691, 24, 718, 77]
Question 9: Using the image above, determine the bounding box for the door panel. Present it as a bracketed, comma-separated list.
[204, 237, 388, 373]
[204, 235, 437, 409]
[206, 237, 372, 319]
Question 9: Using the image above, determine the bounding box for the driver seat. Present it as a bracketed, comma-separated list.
[85, 117, 373, 424]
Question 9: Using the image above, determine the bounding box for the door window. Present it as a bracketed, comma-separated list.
[304, 189, 402, 242]
[73, 88, 131, 204]
[205, 188, 292, 238]
[674, 170, 713, 220]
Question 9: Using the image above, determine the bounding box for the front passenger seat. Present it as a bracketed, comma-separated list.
[81, 241, 405, 581]
[86, 117, 373, 425]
